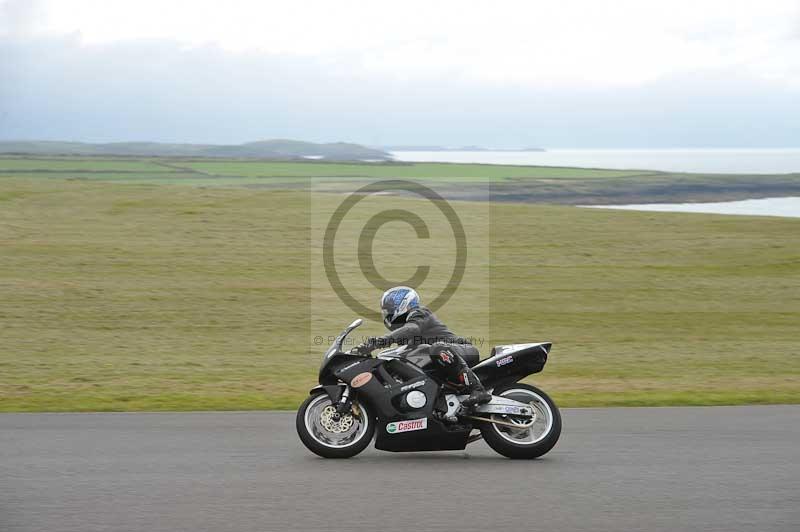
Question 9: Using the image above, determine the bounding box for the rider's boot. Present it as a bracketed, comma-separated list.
[458, 366, 492, 409]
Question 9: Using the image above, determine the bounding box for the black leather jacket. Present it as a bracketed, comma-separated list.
[379, 306, 471, 348]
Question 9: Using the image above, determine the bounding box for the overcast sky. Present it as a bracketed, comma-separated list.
[1, 0, 799, 148]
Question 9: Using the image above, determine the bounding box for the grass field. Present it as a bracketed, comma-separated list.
[0, 158, 168, 172]
[175, 160, 644, 180]
[4, 155, 800, 204]
[1, 161, 798, 411]
[0, 156, 643, 179]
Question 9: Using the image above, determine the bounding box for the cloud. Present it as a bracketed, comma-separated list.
[0, 1, 798, 147]
[6, 0, 800, 88]
[1, 33, 798, 147]
[0, 0, 47, 37]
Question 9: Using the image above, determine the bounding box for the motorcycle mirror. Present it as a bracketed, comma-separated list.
[348, 318, 363, 328]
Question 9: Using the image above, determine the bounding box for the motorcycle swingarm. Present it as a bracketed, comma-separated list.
[471, 396, 533, 416]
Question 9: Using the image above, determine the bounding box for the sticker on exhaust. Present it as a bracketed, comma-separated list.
[496, 355, 513, 367]
[386, 418, 428, 434]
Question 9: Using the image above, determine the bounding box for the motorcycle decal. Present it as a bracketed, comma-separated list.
[496, 355, 514, 367]
[386, 418, 428, 434]
[350, 372, 373, 388]
[339, 361, 361, 372]
[400, 380, 425, 392]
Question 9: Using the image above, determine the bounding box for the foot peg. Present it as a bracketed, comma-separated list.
[461, 390, 492, 409]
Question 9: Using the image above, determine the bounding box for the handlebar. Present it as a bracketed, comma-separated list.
[349, 346, 372, 357]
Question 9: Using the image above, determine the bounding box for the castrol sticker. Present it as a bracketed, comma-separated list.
[386, 418, 428, 434]
[350, 372, 372, 388]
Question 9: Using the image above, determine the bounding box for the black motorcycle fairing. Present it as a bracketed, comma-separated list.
[317, 318, 365, 383]
[318, 353, 374, 385]
[377, 344, 436, 371]
[330, 355, 474, 452]
[334, 358, 435, 417]
[374, 417, 472, 452]
[401, 345, 438, 371]
[370, 372, 473, 452]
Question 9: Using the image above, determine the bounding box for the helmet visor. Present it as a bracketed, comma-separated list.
[381, 307, 393, 328]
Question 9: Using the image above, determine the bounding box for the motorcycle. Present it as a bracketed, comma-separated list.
[296, 319, 561, 459]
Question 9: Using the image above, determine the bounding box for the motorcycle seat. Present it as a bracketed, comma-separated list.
[405, 344, 480, 367]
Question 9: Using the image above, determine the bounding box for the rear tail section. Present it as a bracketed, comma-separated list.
[473, 342, 551, 388]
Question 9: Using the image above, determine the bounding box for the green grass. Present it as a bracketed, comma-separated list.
[0, 156, 646, 179]
[4, 156, 800, 206]
[176, 160, 644, 180]
[0, 158, 169, 172]
[1, 175, 798, 411]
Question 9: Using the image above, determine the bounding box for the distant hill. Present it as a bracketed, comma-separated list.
[0, 139, 391, 161]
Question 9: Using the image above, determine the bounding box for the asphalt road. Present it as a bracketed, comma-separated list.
[2, 406, 798, 532]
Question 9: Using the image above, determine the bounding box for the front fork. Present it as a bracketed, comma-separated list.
[311, 383, 358, 416]
[336, 385, 353, 414]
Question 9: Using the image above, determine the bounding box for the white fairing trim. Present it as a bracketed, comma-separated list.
[473, 342, 550, 369]
[377, 345, 411, 359]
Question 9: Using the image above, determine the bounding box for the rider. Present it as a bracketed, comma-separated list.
[358, 286, 491, 408]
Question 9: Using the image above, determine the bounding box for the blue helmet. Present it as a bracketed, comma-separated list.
[380, 286, 420, 330]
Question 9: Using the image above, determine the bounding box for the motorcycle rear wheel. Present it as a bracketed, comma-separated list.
[296, 392, 375, 458]
[479, 383, 561, 459]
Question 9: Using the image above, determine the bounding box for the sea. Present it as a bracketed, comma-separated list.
[390, 148, 800, 175]
[582, 197, 800, 218]
[391, 149, 800, 218]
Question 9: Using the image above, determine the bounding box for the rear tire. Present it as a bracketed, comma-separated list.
[296, 392, 375, 459]
[479, 383, 561, 459]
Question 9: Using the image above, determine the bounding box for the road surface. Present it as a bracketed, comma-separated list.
[2, 406, 798, 532]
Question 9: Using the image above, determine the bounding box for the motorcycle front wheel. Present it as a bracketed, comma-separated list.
[296, 392, 375, 458]
[479, 383, 561, 459]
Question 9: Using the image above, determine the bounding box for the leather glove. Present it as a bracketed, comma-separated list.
[356, 336, 390, 355]
[369, 336, 391, 349]
[354, 341, 375, 356]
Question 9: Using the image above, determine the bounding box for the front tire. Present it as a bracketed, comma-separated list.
[480, 383, 561, 459]
[296, 392, 375, 458]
